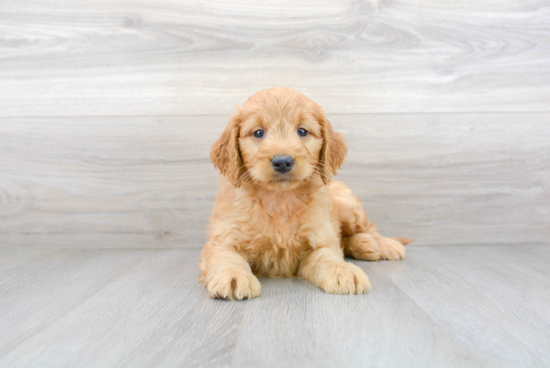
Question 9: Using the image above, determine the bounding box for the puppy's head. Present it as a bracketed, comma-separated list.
[211, 87, 347, 190]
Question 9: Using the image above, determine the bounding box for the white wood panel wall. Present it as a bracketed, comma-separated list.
[1, 114, 548, 248]
[1, 0, 550, 116]
[0, 0, 549, 248]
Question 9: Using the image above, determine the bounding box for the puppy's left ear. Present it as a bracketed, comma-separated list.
[210, 111, 245, 187]
[318, 115, 347, 185]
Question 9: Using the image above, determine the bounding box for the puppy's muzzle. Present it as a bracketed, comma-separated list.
[271, 155, 294, 174]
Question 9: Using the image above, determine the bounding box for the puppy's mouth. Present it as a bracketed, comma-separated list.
[271, 173, 295, 183]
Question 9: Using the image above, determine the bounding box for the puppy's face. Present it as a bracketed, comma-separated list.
[211, 88, 347, 191]
[238, 104, 324, 190]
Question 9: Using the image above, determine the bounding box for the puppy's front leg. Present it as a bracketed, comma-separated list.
[298, 247, 371, 295]
[199, 245, 261, 300]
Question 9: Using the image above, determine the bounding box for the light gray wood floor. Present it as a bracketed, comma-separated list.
[1, 245, 549, 368]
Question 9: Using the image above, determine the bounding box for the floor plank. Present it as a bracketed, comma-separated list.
[0, 249, 60, 275]
[1, 0, 549, 116]
[231, 268, 492, 368]
[0, 245, 549, 367]
[0, 250, 150, 356]
[392, 246, 550, 367]
[0, 250, 245, 368]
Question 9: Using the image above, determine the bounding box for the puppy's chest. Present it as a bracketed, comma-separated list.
[237, 214, 313, 277]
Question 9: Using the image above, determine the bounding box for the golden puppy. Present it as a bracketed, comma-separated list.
[199, 87, 413, 300]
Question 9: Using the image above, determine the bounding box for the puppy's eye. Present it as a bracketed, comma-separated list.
[253, 129, 265, 138]
[297, 128, 309, 137]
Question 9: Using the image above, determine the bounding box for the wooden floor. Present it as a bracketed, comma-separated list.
[1, 244, 549, 368]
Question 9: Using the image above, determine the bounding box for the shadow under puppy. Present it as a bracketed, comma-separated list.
[199, 87, 413, 300]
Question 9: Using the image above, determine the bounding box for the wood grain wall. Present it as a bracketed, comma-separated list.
[1, 0, 549, 248]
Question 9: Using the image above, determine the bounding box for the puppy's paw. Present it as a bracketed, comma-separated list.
[207, 271, 261, 300]
[378, 237, 406, 260]
[345, 233, 381, 261]
[320, 262, 371, 295]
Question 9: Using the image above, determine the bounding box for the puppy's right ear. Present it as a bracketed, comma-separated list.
[210, 111, 244, 187]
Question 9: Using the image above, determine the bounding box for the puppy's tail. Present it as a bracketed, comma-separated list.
[391, 237, 415, 246]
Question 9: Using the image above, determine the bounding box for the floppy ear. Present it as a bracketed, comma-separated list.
[210, 111, 244, 187]
[318, 116, 347, 185]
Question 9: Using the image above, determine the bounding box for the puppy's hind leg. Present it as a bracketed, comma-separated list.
[331, 180, 411, 261]
[344, 230, 408, 261]
[342, 233, 381, 261]
[372, 232, 412, 260]
[331, 181, 382, 261]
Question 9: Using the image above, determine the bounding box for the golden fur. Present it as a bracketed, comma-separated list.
[199, 87, 413, 300]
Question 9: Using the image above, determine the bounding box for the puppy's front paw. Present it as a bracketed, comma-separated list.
[320, 262, 371, 295]
[378, 237, 406, 260]
[207, 271, 261, 300]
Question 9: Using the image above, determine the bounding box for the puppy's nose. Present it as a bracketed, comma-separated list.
[271, 155, 294, 173]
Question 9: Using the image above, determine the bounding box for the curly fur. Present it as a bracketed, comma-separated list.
[199, 87, 413, 300]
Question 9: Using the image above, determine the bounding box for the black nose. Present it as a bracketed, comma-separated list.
[271, 155, 295, 173]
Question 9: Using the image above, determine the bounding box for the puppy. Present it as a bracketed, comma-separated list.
[199, 87, 413, 300]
